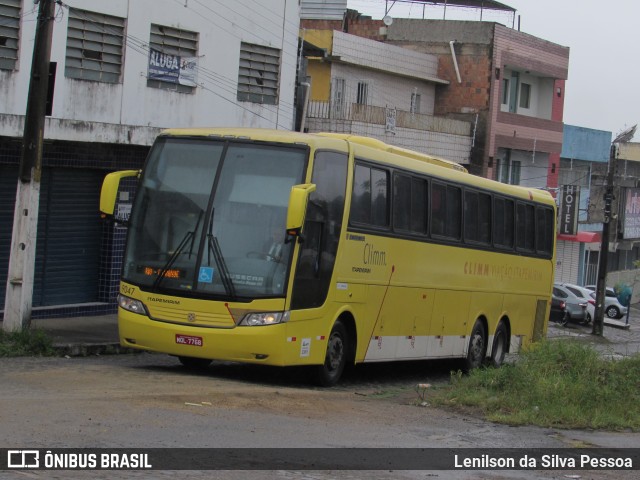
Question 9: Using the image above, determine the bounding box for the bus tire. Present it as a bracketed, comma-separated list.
[489, 322, 507, 368]
[178, 356, 212, 370]
[464, 320, 487, 372]
[314, 321, 348, 387]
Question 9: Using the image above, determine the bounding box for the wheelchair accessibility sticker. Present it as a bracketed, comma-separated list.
[198, 267, 214, 284]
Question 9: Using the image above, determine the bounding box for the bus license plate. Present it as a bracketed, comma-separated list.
[175, 334, 203, 347]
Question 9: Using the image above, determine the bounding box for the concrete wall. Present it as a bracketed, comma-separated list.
[0, 0, 300, 145]
[331, 63, 437, 116]
[305, 118, 471, 164]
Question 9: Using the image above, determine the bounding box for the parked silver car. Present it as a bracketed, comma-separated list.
[551, 284, 589, 325]
[558, 283, 596, 323]
[583, 285, 628, 319]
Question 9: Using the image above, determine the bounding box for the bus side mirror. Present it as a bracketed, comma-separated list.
[286, 183, 316, 240]
[100, 170, 139, 219]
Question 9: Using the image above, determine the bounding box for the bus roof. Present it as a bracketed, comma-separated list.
[157, 127, 555, 207]
[316, 133, 468, 173]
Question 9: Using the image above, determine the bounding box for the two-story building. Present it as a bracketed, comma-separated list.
[302, 8, 570, 191]
[0, 0, 300, 317]
[301, 29, 473, 164]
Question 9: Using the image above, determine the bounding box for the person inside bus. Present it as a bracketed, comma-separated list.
[265, 225, 284, 262]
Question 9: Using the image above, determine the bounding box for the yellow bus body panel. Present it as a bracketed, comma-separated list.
[115, 128, 556, 369]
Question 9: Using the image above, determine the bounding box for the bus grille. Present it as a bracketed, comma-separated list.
[147, 305, 235, 328]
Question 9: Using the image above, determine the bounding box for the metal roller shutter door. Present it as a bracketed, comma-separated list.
[555, 240, 581, 284]
[0, 166, 18, 311]
[0, 167, 103, 309]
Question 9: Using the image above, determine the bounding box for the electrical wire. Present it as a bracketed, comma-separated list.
[56, 3, 300, 128]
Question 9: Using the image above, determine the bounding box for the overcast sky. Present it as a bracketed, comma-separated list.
[347, 0, 639, 141]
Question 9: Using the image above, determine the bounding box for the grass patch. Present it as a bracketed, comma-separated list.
[430, 340, 640, 430]
[0, 328, 56, 357]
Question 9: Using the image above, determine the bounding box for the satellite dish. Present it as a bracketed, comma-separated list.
[383, 15, 394, 26]
[613, 125, 637, 144]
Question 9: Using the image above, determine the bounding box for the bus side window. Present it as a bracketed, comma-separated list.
[351, 162, 389, 228]
[431, 182, 461, 240]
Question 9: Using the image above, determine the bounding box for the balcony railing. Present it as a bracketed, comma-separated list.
[306, 101, 471, 136]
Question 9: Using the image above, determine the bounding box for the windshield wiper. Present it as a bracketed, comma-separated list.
[152, 210, 203, 291]
[205, 210, 236, 299]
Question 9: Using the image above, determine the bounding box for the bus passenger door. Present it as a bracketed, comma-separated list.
[291, 151, 348, 311]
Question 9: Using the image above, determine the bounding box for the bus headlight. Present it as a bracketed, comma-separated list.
[117, 294, 147, 315]
[239, 311, 290, 326]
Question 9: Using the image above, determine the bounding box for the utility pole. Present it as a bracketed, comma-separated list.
[3, 0, 56, 332]
[592, 125, 637, 336]
[592, 144, 616, 336]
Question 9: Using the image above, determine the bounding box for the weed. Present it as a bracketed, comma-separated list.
[0, 329, 55, 357]
[430, 340, 640, 430]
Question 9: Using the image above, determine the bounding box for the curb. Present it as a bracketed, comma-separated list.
[604, 319, 631, 330]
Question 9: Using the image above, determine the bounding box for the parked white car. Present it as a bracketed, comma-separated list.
[583, 285, 628, 319]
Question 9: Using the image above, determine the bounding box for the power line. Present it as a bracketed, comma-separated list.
[58, 3, 299, 128]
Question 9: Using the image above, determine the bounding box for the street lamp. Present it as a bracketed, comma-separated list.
[592, 124, 637, 336]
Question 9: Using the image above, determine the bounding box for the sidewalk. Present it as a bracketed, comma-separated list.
[32, 314, 123, 356]
[546, 306, 640, 358]
[2, 306, 640, 357]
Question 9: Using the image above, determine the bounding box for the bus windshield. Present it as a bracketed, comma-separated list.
[123, 137, 308, 299]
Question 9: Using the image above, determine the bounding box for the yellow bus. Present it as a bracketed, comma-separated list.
[100, 128, 556, 386]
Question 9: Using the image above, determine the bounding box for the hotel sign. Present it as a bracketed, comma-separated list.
[559, 185, 579, 235]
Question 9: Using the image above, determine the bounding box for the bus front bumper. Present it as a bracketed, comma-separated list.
[118, 309, 324, 366]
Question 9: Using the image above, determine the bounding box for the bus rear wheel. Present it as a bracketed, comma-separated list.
[314, 321, 348, 387]
[178, 356, 212, 370]
[489, 322, 507, 368]
[464, 320, 487, 372]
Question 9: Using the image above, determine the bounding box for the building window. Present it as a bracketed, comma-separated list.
[331, 77, 345, 118]
[237, 42, 281, 105]
[148, 24, 198, 93]
[410, 92, 421, 114]
[519, 82, 531, 109]
[65, 8, 125, 83]
[496, 158, 521, 185]
[0, 0, 21, 70]
[356, 82, 368, 105]
[502, 78, 510, 105]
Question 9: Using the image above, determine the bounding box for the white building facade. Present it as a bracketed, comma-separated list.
[304, 30, 472, 165]
[0, 0, 300, 317]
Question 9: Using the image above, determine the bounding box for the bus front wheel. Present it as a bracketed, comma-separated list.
[314, 321, 348, 387]
[464, 320, 487, 372]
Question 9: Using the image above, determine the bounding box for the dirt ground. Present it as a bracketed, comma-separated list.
[1, 352, 639, 479]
